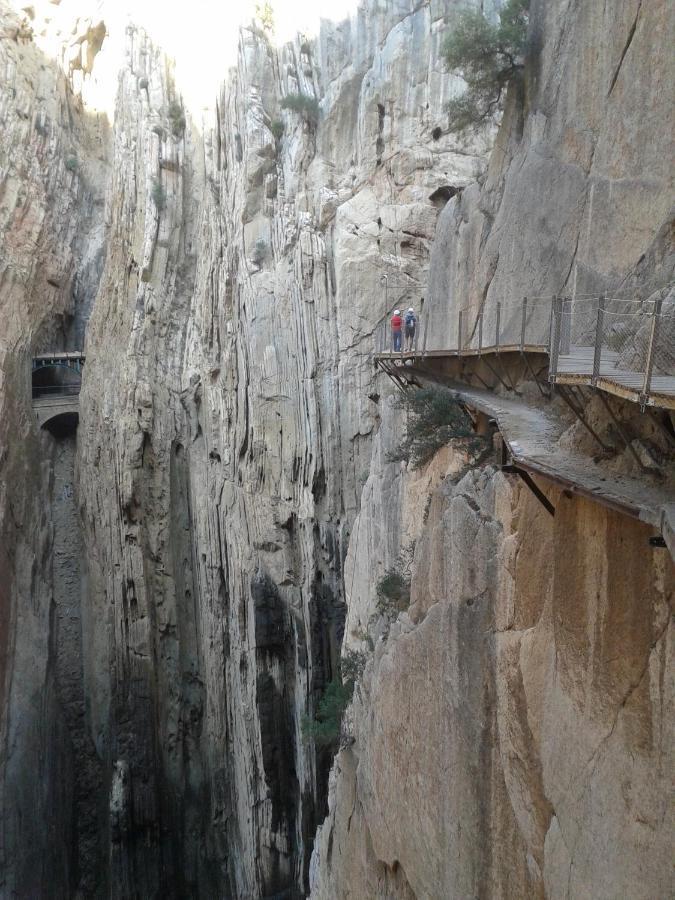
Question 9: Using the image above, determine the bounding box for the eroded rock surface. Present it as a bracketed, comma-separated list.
[311, 423, 673, 899]
[0, 0, 672, 896]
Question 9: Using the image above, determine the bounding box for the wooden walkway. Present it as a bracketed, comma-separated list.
[374, 343, 675, 410]
[554, 346, 675, 408]
[402, 374, 675, 559]
[374, 291, 674, 409]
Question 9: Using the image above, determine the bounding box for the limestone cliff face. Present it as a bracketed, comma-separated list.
[309, 1, 674, 898]
[0, 0, 672, 897]
[310, 415, 673, 899]
[77, 4, 487, 893]
[426, 0, 674, 349]
[0, 5, 109, 893]
[2, 1, 480, 896]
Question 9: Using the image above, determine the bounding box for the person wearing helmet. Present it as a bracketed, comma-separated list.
[404, 306, 417, 351]
[390, 308, 403, 352]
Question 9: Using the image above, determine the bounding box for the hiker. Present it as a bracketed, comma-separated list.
[390, 308, 403, 352]
[404, 306, 417, 351]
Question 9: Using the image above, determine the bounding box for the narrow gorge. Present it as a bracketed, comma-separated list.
[0, 0, 672, 898]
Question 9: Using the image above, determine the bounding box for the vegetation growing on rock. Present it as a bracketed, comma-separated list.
[270, 119, 284, 140]
[388, 386, 487, 469]
[302, 650, 366, 747]
[255, 2, 274, 33]
[167, 101, 186, 137]
[151, 177, 166, 210]
[376, 569, 411, 615]
[443, 0, 529, 131]
[280, 92, 320, 126]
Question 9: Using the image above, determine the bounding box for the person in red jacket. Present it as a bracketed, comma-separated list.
[390, 308, 403, 352]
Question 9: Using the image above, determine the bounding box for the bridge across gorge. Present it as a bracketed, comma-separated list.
[374, 291, 675, 411]
[32, 352, 85, 430]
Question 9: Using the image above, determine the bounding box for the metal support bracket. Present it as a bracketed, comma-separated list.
[482, 356, 512, 393]
[521, 349, 551, 399]
[594, 389, 652, 475]
[556, 385, 614, 453]
[502, 463, 556, 516]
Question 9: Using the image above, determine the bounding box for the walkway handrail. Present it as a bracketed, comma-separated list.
[374, 287, 674, 408]
[32, 384, 81, 399]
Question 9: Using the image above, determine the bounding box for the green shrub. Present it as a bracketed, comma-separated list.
[151, 178, 166, 211]
[387, 386, 487, 469]
[341, 649, 367, 684]
[255, 1, 274, 32]
[168, 101, 186, 137]
[270, 119, 284, 140]
[302, 650, 367, 748]
[302, 678, 353, 747]
[251, 237, 267, 266]
[65, 156, 78, 172]
[280, 92, 320, 126]
[443, 0, 529, 131]
[376, 569, 411, 615]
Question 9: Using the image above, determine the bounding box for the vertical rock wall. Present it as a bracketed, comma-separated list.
[0, 4, 109, 893]
[1, 0, 672, 896]
[310, 413, 673, 900]
[426, 0, 674, 349]
[310, 1, 674, 898]
[73, 2, 481, 895]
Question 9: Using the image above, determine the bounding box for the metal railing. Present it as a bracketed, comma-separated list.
[374, 289, 674, 407]
[32, 383, 81, 399]
[457, 297, 553, 353]
[548, 295, 674, 407]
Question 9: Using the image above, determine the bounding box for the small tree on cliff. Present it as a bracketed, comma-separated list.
[387, 387, 488, 469]
[255, 2, 275, 34]
[443, 0, 529, 132]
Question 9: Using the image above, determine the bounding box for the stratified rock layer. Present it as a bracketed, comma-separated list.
[310, 1, 674, 897]
[0, 0, 672, 897]
[74, 2, 482, 896]
[311, 422, 673, 899]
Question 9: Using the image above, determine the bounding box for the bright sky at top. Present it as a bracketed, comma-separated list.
[12, 0, 359, 114]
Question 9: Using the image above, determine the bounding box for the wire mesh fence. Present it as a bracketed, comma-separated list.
[550, 295, 675, 405]
[32, 383, 81, 399]
[373, 289, 674, 406]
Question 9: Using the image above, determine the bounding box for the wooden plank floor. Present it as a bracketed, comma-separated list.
[556, 344, 675, 405]
[374, 342, 675, 408]
[410, 377, 675, 560]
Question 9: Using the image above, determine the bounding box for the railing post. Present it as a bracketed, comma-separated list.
[520, 297, 528, 351]
[560, 297, 571, 355]
[549, 295, 561, 382]
[640, 297, 662, 410]
[592, 295, 605, 386]
[495, 302, 501, 353]
[478, 313, 483, 356]
[458, 310, 463, 351]
[421, 314, 428, 355]
[547, 294, 555, 353]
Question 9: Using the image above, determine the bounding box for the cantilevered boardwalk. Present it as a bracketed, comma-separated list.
[374, 293, 675, 410]
[373, 293, 675, 557]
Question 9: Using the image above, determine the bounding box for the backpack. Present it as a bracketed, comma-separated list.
[405, 312, 416, 328]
